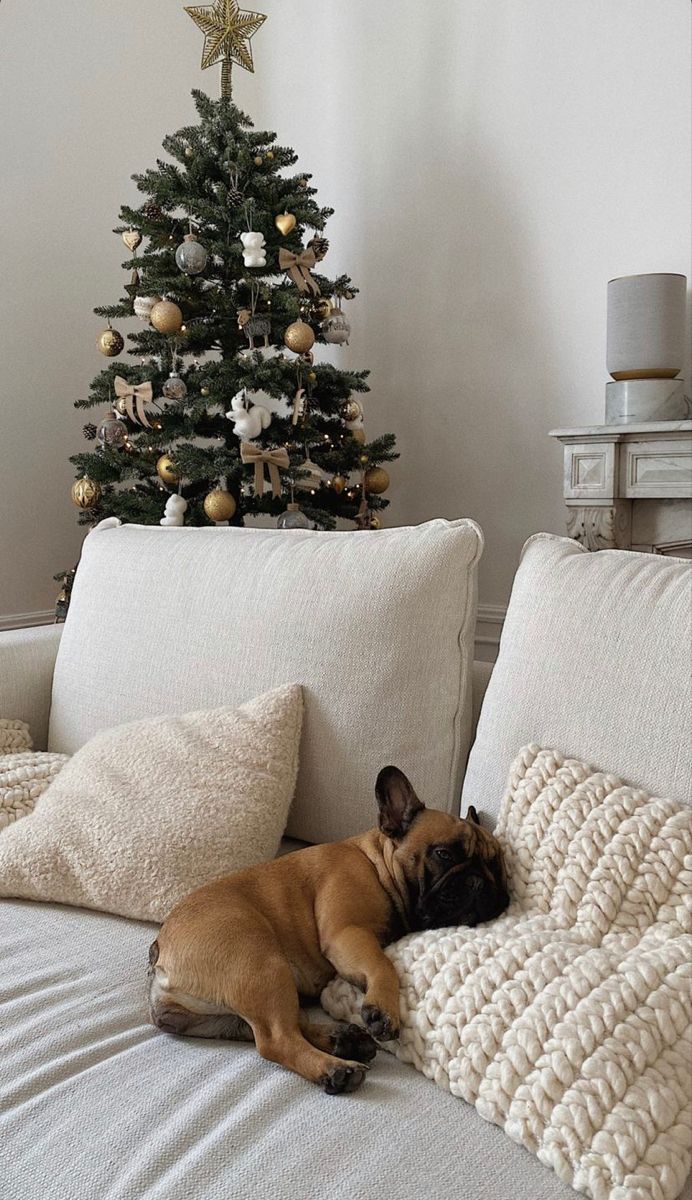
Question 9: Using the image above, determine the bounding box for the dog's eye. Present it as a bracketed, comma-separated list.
[433, 847, 454, 864]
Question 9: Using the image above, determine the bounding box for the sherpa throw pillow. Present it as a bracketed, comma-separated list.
[323, 745, 692, 1200]
[0, 685, 303, 922]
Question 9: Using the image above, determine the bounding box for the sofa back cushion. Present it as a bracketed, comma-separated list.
[48, 520, 483, 843]
[462, 534, 692, 822]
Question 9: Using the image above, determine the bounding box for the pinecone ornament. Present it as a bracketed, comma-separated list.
[142, 201, 164, 222]
[83, 422, 98, 441]
[228, 184, 245, 207]
[309, 235, 329, 262]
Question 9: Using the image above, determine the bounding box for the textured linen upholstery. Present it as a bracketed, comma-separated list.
[462, 534, 692, 822]
[47, 520, 483, 843]
[0, 625, 62, 751]
[0, 898, 585, 1200]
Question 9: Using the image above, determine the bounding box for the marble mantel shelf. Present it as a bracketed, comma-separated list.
[549, 420, 692, 552]
[550, 420, 692, 439]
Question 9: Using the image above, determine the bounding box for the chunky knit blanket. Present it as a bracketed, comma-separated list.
[0, 751, 69, 830]
[323, 746, 692, 1200]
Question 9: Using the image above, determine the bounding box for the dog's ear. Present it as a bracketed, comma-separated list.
[465, 804, 481, 826]
[376, 766, 425, 839]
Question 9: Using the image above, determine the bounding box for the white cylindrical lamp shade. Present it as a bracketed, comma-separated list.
[607, 273, 687, 381]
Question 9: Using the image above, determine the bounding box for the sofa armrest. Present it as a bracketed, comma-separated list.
[0, 625, 62, 750]
[470, 660, 493, 744]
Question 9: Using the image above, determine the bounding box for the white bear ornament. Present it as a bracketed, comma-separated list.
[159, 494, 188, 527]
[240, 232, 266, 268]
[225, 389, 272, 440]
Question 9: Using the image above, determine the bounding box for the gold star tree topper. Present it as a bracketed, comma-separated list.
[185, 0, 267, 97]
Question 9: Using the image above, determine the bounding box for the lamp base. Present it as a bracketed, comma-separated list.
[605, 379, 690, 424]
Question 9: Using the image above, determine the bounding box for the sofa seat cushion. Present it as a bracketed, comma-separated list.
[0, 897, 586, 1200]
[462, 534, 692, 823]
[47, 519, 483, 843]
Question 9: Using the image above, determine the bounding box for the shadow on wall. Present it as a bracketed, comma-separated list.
[335, 5, 567, 595]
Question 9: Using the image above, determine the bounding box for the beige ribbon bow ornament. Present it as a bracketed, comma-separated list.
[240, 443, 290, 498]
[278, 247, 321, 296]
[113, 377, 154, 427]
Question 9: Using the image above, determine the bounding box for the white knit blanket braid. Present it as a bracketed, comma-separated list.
[0, 751, 70, 830]
[0, 718, 33, 755]
[322, 746, 692, 1200]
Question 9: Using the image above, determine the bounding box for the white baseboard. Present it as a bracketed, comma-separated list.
[0, 610, 55, 632]
[475, 603, 506, 658]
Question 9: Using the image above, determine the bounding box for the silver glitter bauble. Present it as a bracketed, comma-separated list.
[162, 371, 188, 401]
[96, 412, 127, 449]
[321, 309, 351, 345]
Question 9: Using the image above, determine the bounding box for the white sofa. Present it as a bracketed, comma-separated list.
[1, 528, 690, 1200]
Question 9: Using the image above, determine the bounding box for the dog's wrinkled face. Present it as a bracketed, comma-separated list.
[376, 766, 509, 931]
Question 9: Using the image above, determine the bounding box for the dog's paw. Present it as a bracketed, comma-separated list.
[330, 1022, 378, 1064]
[320, 1062, 368, 1095]
[361, 1003, 399, 1042]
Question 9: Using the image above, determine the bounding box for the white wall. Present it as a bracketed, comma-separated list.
[1, 0, 689, 635]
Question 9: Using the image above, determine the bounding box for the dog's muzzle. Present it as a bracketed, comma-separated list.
[415, 861, 509, 930]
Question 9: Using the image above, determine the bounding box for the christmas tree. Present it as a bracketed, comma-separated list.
[62, 1, 397, 608]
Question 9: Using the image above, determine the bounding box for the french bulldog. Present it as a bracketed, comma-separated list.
[149, 765, 508, 1094]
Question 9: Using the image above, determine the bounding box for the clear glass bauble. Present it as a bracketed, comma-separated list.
[277, 504, 311, 530]
[175, 235, 208, 275]
[97, 412, 127, 449]
[162, 371, 188, 401]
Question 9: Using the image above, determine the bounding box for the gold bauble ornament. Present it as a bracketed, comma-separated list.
[201, 386, 210, 396]
[185, 146, 194, 158]
[156, 455, 180, 486]
[284, 320, 315, 355]
[150, 300, 183, 334]
[307, 370, 317, 383]
[71, 475, 102, 509]
[122, 229, 142, 252]
[204, 488, 236, 522]
[254, 155, 263, 166]
[312, 297, 333, 322]
[265, 150, 274, 160]
[364, 467, 390, 494]
[359, 454, 370, 465]
[331, 474, 346, 494]
[343, 399, 363, 423]
[98, 327, 124, 357]
[274, 211, 296, 236]
[351, 427, 366, 445]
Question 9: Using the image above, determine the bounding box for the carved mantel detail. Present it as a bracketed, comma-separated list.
[566, 502, 632, 551]
[550, 421, 692, 554]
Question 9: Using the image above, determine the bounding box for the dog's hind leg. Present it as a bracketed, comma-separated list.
[240, 954, 369, 1094]
[148, 961, 253, 1041]
[298, 1014, 377, 1064]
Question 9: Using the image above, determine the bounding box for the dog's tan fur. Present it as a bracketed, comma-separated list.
[149, 767, 507, 1094]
